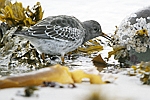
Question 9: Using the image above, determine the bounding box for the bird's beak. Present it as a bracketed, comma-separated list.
[101, 32, 112, 42]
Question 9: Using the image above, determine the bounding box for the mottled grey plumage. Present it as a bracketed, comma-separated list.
[14, 15, 103, 62]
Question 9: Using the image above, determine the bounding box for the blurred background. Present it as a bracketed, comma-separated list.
[15, 0, 150, 34]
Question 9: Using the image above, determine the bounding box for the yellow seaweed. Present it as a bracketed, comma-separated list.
[108, 46, 125, 59]
[0, 1, 43, 27]
[77, 39, 103, 54]
[0, 64, 104, 89]
[78, 45, 103, 53]
[136, 29, 148, 36]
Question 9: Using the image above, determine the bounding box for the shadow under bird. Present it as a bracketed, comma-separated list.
[14, 15, 111, 63]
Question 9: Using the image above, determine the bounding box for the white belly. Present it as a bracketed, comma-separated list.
[28, 37, 83, 56]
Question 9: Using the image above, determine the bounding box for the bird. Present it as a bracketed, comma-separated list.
[14, 15, 110, 63]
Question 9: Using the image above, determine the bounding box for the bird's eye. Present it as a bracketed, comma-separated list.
[93, 27, 99, 32]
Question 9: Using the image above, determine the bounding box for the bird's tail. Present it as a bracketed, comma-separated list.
[13, 27, 28, 37]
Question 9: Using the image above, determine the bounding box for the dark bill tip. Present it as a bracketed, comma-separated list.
[101, 32, 113, 42]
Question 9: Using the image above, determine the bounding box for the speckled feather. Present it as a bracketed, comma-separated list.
[14, 15, 102, 61]
[22, 15, 85, 42]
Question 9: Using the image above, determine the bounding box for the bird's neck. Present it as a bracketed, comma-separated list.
[82, 22, 90, 44]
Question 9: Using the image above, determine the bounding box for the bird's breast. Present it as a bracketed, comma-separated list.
[29, 37, 83, 55]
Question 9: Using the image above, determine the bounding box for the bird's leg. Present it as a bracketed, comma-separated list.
[61, 56, 65, 64]
[67, 52, 71, 60]
[41, 53, 45, 63]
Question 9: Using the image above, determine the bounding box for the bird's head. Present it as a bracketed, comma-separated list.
[82, 20, 111, 43]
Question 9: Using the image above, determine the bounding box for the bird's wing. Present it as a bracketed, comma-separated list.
[17, 15, 85, 41]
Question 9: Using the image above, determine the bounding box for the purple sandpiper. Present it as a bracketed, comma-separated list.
[14, 15, 110, 63]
